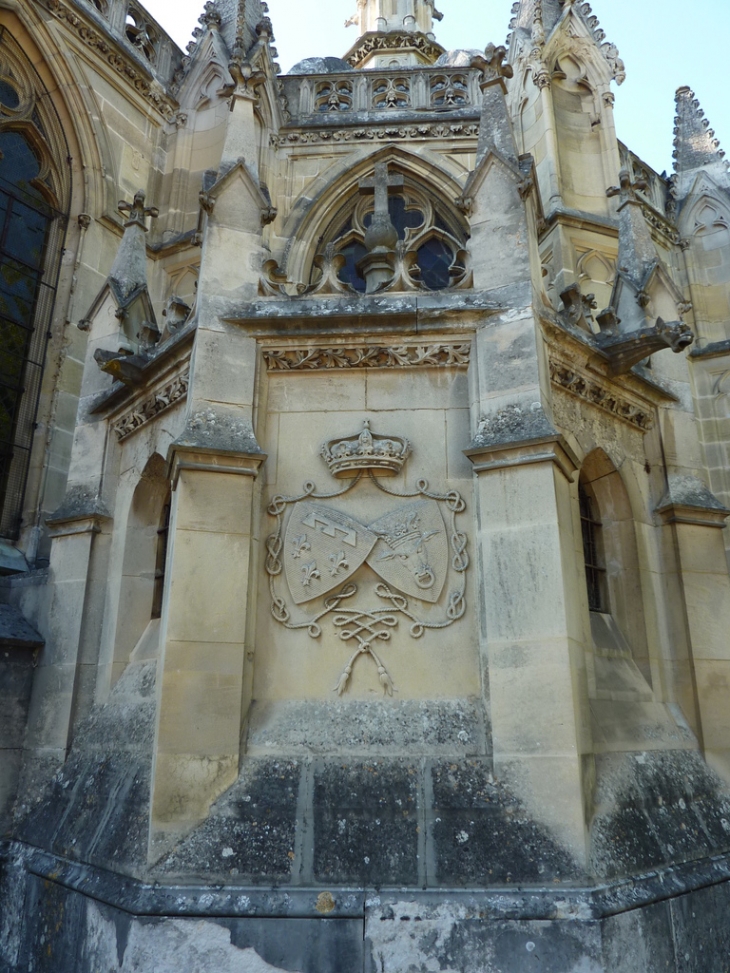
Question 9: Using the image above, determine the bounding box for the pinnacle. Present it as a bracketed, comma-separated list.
[507, 0, 563, 42]
[673, 86, 729, 174]
[506, 1, 625, 84]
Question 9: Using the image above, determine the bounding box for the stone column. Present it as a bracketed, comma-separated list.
[657, 477, 730, 778]
[463, 300, 592, 862]
[24, 502, 111, 777]
[466, 424, 590, 862]
[150, 440, 263, 855]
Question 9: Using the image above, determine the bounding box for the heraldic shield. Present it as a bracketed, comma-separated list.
[266, 420, 469, 695]
[367, 500, 447, 603]
[284, 502, 378, 605]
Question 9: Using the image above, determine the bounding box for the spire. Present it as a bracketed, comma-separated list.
[214, 0, 268, 63]
[507, 0, 563, 45]
[673, 87, 729, 175]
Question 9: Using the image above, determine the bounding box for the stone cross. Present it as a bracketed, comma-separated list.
[118, 190, 159, 230]
[606, 169, 647, 209]
[358, 162, 404, 251]
[359, 162, 404, 223]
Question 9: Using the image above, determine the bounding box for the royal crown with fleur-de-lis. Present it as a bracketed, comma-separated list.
[321, 420, 411, 478]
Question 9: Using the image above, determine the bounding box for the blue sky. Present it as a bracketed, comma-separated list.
[145, 0, 730, 175]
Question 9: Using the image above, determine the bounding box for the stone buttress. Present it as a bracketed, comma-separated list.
[2, 1, 730, 971]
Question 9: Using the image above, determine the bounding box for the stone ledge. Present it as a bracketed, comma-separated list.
[656, 474, 730, 528]
[0, 606, 43, 650]
[4, 839, 730, 922]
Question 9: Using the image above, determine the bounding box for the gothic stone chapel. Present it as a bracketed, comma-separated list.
[3, 0, 730, 969]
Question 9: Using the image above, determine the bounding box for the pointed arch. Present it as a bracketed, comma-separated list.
[0, 25, 73, 541]
[579, 448, 651, 684]
[281, 145, 470, 288]
[686, 194, 730, 251]
[112, 452, 170, 681]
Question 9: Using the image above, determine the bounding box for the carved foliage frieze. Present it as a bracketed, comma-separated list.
[112, 369, 189, 441]
[549, 358, 653, 431]
[262, 343, 471, 371]
[270, 122, 479, 147]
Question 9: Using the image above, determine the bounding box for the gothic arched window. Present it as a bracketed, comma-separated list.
[311, 175, 469, 293]
[579, 450, 651, 685]
[0, 40, 69, 541]
[578, 480, 606, 613]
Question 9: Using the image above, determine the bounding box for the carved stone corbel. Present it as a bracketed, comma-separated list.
[594, 317, 694, 376]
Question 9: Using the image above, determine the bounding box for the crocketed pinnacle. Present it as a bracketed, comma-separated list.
[507, 0, 625, 84]
[108, 191, 157, 305]
[507, 0, 563, 41]
[673, 87, 729, 174]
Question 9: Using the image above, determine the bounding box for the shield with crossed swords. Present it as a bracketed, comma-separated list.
[284, 499, 448, 605]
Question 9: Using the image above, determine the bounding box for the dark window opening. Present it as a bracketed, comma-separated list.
[362, 195, 424, 240]
[320, 184, 467, 293]
[0, 80, 20, 110]
[416, 237, 454, 290]
[579, 482, 606, 612]
[151, 498, 171, 619]
[337, 239, 368, 293]
[0, 128, 66, 540]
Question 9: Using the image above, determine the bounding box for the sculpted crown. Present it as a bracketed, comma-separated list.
[321, 420, 411, 478]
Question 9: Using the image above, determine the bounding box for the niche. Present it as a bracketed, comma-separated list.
[112, 453, 170, 679]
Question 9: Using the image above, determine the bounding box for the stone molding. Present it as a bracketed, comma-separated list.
[656, 474, 730, 528]
[465, 438, 578, 482]
[642, 205, 680, 245]
[111, 370, 189, 441]
[10, 838, 730, 920]
[170, 449, 265, 488]
[262, 343, 471, 371]
[549, 357, 654, 431]
[344, 31, 444, 68]
[657, 503, 730, 529]
[41, 0, 178, 121]
[270, 122, 479, 147]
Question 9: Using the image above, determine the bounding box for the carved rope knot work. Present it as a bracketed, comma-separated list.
[264, 429, 469, 697]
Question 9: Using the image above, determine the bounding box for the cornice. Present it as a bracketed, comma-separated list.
[40, 0, 179, 121]
[541, 315, 679, 408]
[343, 31, 444, 68]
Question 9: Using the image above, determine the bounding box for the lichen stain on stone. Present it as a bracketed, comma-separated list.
[315, 891, 336, 914]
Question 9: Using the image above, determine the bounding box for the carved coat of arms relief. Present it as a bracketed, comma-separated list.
[265, 420, 469, 695]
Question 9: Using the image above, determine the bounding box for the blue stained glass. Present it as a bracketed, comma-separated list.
[363, 195, 424, 240]
[0, 131, 45, 204]
[337, 240, 368, 292]
[0, 81, 19, 109]
[416, 238, 453, 290]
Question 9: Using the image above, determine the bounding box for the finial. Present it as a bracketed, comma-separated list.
[118, 190, 159, 231]
[198, 0, 221, 28]
[606, 169, 647, 209]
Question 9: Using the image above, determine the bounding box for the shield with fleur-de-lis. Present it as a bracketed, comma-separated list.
[284, 502, 378, 604]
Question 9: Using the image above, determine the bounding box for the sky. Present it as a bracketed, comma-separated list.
[142, 0, 730, 175]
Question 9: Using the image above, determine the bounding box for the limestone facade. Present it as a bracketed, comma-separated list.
[2, 0, 730, 970]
